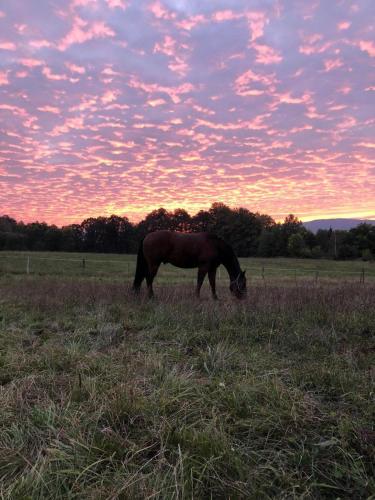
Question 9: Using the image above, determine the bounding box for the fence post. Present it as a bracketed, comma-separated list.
[315, 270, 319, 284]
[261, 266, 265, 281]
[26, 256, 30, 275]
[82, 258, 86, 270]
[360, 267, 365, 284]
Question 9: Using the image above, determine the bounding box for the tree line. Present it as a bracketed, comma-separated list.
[0, 203, 374, 260]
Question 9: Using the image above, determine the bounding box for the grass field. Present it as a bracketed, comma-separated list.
[0, 253, 374, 498]
[1, 251, 375, 283]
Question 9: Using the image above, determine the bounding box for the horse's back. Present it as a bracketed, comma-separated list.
[142, 230, 220, 268]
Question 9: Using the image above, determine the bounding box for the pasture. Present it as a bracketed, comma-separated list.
[0, 252, 374, 498]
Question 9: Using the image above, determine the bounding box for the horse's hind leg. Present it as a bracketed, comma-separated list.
[146, 263, 159, 299]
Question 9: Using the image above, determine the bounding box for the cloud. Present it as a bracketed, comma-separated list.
[58, 16, 115, 50]
[42, 66, 68, 80]
[323, 58, 344, 72]
[252, 43, 282, 64]
[37, 106, 61, 113]
[65, 62, 86, 74]
[0, 41, 16, 50]
[358, 40, 375, 57]
[148, 1, 175, 20]
[337, 21, 351, 31]
[105, 0, 127, 9]
[234, 68, 276, 96]
[0, 0, 374, 224]
[0, 71, 9, 85]
[245, 11, 268, 42]
[19, 58, 44, 68]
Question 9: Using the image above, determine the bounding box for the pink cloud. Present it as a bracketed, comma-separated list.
[71, 0, 97, 7]
[0, 71, 9, 85]
[148, 1, 175, 20]
[154, 35, 190, 76]
[323, 58, 344, 71]
[65, 62, 86, 74]
[29, 39, 52, 49]
[245, 11, 268, 42]
[19, 58, 44, 68]
[49, 116, 85, 136]
[58, 16, 115, 50]
[129, 76, 194, 103]
[358, 40, 375, 57]
[278, 92, 311, 105]
[15, 23, 28, 35]
[337, 85, 351, 94]
[147, 98, 166, 107]
[101, 89, 118, 104]
[15, 70, 28, 78]
[105, 0, 127, 9]
[252, 43, 282, 64]
[299, 33, 332, 55]
[0, 41, 16, 50]
[102, 67, 120, 76]
[154, 35, 175, 57]
[337, 116, 357, 129]
[196, 115, 267, 131]
[337, 21, 351, 31]
[234, 68, 276, 96]
[37, 106, 61, 114]
[176, 15, 207, 31]
[42, 66, 68, 81]
[0, 103, 28, 117]
[212, 10, 240, 22]
[168, 58, 189, 77]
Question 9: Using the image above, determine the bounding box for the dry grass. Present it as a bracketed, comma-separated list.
[0, 274, 374, 499]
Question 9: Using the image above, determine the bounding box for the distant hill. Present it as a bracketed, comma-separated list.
[303, 218, 375, 233]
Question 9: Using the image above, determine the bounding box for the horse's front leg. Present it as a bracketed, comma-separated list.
[208, 268, 218, 300]
[196, 267, 207, 298]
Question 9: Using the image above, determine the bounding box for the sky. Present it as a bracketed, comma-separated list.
[0, 0, 374, 226]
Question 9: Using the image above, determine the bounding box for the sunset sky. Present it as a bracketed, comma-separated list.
[0, 0, 374, 226]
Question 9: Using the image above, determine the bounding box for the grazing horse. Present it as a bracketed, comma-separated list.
[132, 230, 247, 299]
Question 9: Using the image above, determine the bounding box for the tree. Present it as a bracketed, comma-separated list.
[191, 210, 213, 232]
[137, 208, 173, 239]
[170, 209, 191, 232]
[61, 225, 84, 252]
[287, 233, 307, 257]
[24, 222, 50, 250]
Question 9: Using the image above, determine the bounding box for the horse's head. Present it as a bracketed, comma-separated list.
[229, 270, 247, 299]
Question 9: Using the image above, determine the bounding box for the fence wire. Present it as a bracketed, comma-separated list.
[1, 253, 373, 283]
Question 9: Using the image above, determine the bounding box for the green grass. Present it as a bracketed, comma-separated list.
[0, 255, 374, 498]
[1, 251, 374, 283]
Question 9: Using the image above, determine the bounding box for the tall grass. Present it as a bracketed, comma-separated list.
[0, 275, 374, 498]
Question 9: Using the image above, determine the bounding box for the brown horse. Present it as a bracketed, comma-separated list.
[132, 230, 246, 299]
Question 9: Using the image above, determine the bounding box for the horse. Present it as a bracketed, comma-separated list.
[132, 230, 247, 299]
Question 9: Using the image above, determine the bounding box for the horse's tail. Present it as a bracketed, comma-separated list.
[132, 239, 148, 292]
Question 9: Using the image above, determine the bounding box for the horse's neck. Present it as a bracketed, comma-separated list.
[221, 250, 241, 280]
